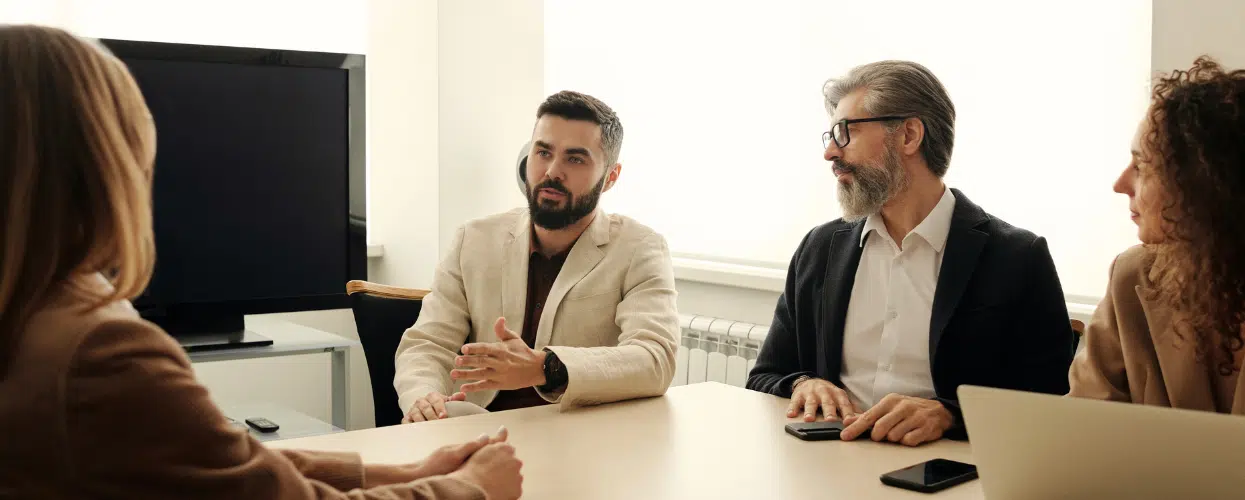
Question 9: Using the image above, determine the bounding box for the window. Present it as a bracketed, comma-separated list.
[545, 0, 1152, 301]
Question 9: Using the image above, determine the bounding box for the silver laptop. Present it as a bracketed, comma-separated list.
[958, 385, 1245, 500]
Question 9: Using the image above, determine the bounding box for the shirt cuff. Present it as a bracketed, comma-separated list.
[779, 371, 817, 398]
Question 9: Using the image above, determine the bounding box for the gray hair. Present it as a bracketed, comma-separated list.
[823, 60, 956, 177]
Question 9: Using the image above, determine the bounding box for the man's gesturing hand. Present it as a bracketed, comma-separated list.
[786, 377, 861, 422]
[452, 317, 546, 392]
[840, 393, 954, 446]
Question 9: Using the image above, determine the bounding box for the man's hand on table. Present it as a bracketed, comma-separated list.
[787, 377, 861, 422]
[402, 391, 469, 423]
[840, 393, 953, 446]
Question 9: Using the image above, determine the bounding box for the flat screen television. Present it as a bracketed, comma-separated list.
[101, 39, 367, 351]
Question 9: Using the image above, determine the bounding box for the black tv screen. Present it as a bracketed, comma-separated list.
[103, 40, 366, 333]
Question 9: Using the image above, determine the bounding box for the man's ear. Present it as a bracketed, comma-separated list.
[603, 163, 622, 192]
[901, 118, 925, 156]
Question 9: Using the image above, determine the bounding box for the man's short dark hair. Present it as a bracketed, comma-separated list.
[536, 90, 624, 166]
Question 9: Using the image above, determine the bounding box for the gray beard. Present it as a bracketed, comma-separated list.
[837, 145, 907, 222]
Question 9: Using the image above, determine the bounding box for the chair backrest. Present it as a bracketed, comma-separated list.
[346, 281, 429, 427]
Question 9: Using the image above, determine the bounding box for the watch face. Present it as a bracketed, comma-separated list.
[539, 350, 567, 390]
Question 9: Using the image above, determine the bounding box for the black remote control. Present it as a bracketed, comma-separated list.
[245, 417, 280, 433]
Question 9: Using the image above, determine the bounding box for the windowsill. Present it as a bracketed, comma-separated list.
[672, 256, 1100, 324]
[671, 256, 787, 293]
[365, 246, 1098, 324]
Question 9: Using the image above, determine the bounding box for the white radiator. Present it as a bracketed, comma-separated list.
[672, 314, 769, 389]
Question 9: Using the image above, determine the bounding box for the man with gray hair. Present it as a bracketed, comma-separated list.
[747, 61, 1075, 446]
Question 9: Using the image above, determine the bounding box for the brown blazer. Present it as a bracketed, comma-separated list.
[0, 275, 483, 499]
[1069, 245, 1245, 414]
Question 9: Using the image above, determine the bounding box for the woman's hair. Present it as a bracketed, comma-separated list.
[1144, 56, 1245, 375]
[0, 25, 156, 360]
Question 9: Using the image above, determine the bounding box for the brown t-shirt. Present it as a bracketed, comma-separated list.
[487, 248, 568, 412]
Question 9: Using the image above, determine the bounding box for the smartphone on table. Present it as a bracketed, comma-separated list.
[785, 420, 877, 441]
[784, 420, 848, 441]
[880, 458, 978, 493]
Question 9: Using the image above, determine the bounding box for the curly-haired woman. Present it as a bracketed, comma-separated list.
[1070, 56, 1245, 414]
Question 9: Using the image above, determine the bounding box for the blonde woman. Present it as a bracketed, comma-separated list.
[0, 25, 522, 499]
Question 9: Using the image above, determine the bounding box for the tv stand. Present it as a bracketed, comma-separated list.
[176, 330, 274, 353]
[183, 316, 357, 429]
[143, 309, 273, 352]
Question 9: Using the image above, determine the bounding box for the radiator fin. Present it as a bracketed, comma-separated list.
[673, 314, 769, 388]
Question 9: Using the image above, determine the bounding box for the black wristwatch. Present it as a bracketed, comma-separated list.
[539, 348, 568, 392]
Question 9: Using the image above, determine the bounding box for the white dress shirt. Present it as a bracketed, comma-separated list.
[839, 187, 956, 409]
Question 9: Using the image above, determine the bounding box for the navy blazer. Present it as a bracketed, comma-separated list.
[746, 189, 1076, 439]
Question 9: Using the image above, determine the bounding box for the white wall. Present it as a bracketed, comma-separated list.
[675, 281, 779, 326]
[436, 0, 544, 252]
[63, 0, 365, 52]
[1152, 0, 1245, 71]
[0, 0, 66, 24]
[368, 0, 441, 290]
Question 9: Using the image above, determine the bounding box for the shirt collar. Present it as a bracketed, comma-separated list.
[860, 213, 889, 247]
[859, 187, 957, 252]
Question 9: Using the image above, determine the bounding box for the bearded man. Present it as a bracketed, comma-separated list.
[394, 91, 678, 423]
[746, 61, 1076, 446]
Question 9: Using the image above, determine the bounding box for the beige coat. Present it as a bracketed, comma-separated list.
[1069, 245, 1245, 414]
[0, 275, 483, 499]
[394, 208, 680, 413]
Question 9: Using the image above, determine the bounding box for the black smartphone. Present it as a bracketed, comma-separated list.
[880, 458, 978, 493]
[784, 421, 847, 441]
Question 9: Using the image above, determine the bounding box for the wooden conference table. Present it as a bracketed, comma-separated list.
[272, 382, 982, 499]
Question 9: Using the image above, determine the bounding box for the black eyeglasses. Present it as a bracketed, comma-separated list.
[822, 115, 914, 149]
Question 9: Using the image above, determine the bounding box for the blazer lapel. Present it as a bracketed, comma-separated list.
[1138, 284, 1215, 411]
[929, 190, 988, 359]
[534, 212, 609, 348]
[818, 223, 865, 380]
[500, 215, 532, 343]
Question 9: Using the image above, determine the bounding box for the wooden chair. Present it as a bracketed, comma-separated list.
[1071, 319, 1086, 353]
[345, 280, 429, 427]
